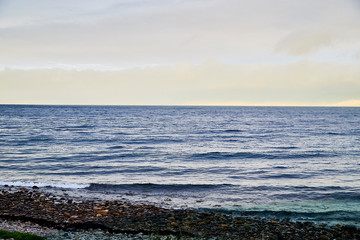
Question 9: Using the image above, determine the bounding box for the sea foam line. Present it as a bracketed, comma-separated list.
[0, 181, 89, 189]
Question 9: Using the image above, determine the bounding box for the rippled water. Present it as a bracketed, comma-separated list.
[1, 105, 360, 225]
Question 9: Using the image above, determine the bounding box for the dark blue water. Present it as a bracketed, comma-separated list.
[1, 105, 360, 225]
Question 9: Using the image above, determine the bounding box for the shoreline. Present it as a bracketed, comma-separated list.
[1, 186, 360, 239]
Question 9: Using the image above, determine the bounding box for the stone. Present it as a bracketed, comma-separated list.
[170, 222, 179, 227]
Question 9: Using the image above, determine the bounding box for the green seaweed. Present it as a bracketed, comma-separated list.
[0, 229, 45, 240]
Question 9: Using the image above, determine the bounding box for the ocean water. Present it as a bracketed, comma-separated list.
[1, 105, 360, 225]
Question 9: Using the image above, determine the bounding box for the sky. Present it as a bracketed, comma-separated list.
[0, 0, 359, 106]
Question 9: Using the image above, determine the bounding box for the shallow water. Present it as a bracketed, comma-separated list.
[1, 105, 359, 225]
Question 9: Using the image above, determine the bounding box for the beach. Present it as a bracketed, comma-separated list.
[1, 0, 360, 237]
[1, 186, 359, 240]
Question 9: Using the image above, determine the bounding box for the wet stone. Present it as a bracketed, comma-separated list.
[0, 187, 360, 239]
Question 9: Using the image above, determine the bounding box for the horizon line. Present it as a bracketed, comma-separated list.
[1, 103, 359, 108]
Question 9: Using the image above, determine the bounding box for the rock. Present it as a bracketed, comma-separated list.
[170, 222, 179, 227]
[271, 220, 278, 225]
[182, 225, 191, 231]
[97, 210, 109, 215]
[1, 188, 360, 239]
[320, 234, 329, 239]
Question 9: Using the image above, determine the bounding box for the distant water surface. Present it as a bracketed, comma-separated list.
[0, 105, 360, 225]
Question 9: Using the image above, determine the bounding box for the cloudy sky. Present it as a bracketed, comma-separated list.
[0, 0, 359, 106]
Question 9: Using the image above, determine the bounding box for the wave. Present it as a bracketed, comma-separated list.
[5, 136, 54, 145]
[194, 129, 243, 134]
[107, 145, 125, 149]
[190, 151, 336, 160]
[0, 181, 232, 193]
[260, 173, 312, 179]
[272, 146, 298, 150]
[0, 181, 89, 189]
[238, 185, 360, 200]
[223, 129, 243, 133]
[85, 183, 233, 192]
[326, 132, 346, 136]
[318, 191, 360, 201]
[191, 152, 268, 160]
[123, 138, 184, 145]
[56, 124, 95, 130]
[29, 152, 148, 163]
[230, 185, 346, 192]
[42, 167, 168, 176]
[228, 209, 360, 224]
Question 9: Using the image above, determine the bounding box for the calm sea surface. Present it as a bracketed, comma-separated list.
[1, 105, 360, 225]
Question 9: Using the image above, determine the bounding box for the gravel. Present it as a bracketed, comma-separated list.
[46, 230, 180, 240]
[0, 219, 58, 237]
[1, 187, 360, 239]
[0, 219, 195, 240]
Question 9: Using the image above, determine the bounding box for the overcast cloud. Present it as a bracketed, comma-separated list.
[0, 0, 359, 105]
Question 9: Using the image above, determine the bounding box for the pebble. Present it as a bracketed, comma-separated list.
[1, 187, 360, 239]
[46, 230, 192, 240]
[0, 219, 58, 237]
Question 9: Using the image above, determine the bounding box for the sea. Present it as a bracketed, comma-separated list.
[1, 105, 359, 226]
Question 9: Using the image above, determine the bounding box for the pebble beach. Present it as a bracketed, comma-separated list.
[1, 186, 360, 240]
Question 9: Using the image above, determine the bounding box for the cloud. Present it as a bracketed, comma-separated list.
[333, 99, 360, 107]
[275, 24, 360, 56]
[1, 60, 359, 105]
[274, 0, 360, 56]
[1, 0, 360, 66]
[275, 30, 335, 55]
[0, 0, 359, 108]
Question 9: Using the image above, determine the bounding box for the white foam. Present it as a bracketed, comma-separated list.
[0, 181, 89, 189]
